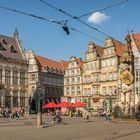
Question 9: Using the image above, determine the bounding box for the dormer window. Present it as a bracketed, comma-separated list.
[0, 42, 6, 51]
[9, 45, 17, 53]
[2, 39, 8, 45]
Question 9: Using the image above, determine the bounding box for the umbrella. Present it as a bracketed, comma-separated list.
[72, 102, 87, 107]
[57, 101, 71, 108]
[42, 102, 58, 108]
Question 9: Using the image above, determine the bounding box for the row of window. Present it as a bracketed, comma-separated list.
[101, 73, 118, 81]
[65, 77, 81, 84]
[0, 69, 26, 86]
[102, 86, 117, 95]
[65, 86, 81, 95]
[104, 48, 115, 56]
[86, 52, 96, 60]
[83, 75, 99, 83]
[30, 74, 63, 84]
[84, 61, 99, 71]
[83, 86, 117, 96]
[65, 72, 118, 85]
[65, 69, 80, 76]
[0, 91, 26, 107]
[102, 57, 117, 67]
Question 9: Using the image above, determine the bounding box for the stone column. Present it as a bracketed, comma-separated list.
[10, 88, 13, 108]
[18, 70, 20, 86]
[1, 89, 5, 107]
[10, 69, 13, 86]
[2, 67, 5, 84]
[18, 89, 20, 108]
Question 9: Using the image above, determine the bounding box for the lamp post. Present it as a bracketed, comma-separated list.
[103, 97, 107, 112]
[36, 80, 42, 128]
[109, 94, 112, 112]
[88, 93, 91, 113]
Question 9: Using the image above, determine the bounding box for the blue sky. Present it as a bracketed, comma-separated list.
[0, 0, 140, 61]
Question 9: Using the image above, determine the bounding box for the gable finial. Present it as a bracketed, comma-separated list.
[13, 27, 19, 38]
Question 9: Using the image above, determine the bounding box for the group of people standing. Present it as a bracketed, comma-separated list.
[0, 107, 25, 120]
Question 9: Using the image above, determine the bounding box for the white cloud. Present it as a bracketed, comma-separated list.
[87, 12, 110, 24]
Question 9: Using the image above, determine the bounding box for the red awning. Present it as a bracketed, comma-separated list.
[42, 102, 58, 108]
[72, 102, 87, 108]
[57, 101, 71, 108]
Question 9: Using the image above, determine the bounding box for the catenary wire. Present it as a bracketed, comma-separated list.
[40, 0, 128, 37]
[0, 5, 104, 43]
[40, 0, 128, 20]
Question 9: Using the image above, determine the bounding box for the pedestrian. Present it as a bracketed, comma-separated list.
[83, 109, 90, 120]
[106, 110, 112, 121]
[53, 109, 62, 124]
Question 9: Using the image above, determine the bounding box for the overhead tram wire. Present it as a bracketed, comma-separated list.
[0, 5, 104, 43]
[73, 0, 128, 19]
[40, 0, 127, 20]
[40, 0, 128, 38]
[0, 5, 62, 24]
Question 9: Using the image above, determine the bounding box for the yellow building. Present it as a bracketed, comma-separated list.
[63, 56, 83, 103]
[100, 37, 125, 112]
[83, 41, 103, 111]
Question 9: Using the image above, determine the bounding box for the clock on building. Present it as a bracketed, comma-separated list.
[120, 70, 133, 85]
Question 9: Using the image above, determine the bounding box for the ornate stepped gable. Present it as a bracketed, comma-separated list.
[112, 39, 125, 57]
[0, 35, 24, 60]
[86, 41, 103, 58]
[133, 33, 140, 52]
[67, 56, 83, 70]
[34, 55, 68, 73]
[104, 37, 125, 58]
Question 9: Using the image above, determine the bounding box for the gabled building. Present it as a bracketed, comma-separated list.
[83, 41, 103, 111]
[0, 29, 28, 110]
[100, 37, 125, 112]
[130, 33, 140, 112]
[63, 56, 83, 103]
[26, 50, 68, 110]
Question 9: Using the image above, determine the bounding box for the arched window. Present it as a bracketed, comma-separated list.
[5, 90, 11, 108]
[13, 91, 18, 107]
[20, 92, 25, 107]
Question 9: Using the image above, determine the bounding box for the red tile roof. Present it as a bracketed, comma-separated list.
[112, 39, 125, 57]
[133, 33, 140, 52]
[95, 45, 103, 57]
[0, 35, 24, 60]
[35, 55, 68, 71]
[76, 58, 83, 69]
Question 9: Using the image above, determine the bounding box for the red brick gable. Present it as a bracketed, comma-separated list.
[112, 39, 125, 57]
[76, 58, 83, 70]
[95, 45, 103, 57]
[0, 35, 24, 60]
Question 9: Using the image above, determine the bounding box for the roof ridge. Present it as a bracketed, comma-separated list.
[35, 54, 60, 63]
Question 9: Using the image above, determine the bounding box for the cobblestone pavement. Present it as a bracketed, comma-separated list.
[0, 115, 140, 140]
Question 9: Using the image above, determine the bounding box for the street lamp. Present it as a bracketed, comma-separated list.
[36, 80, 42, 128]
[88, 93, 91, 113]
[109, 94, 112, 112]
